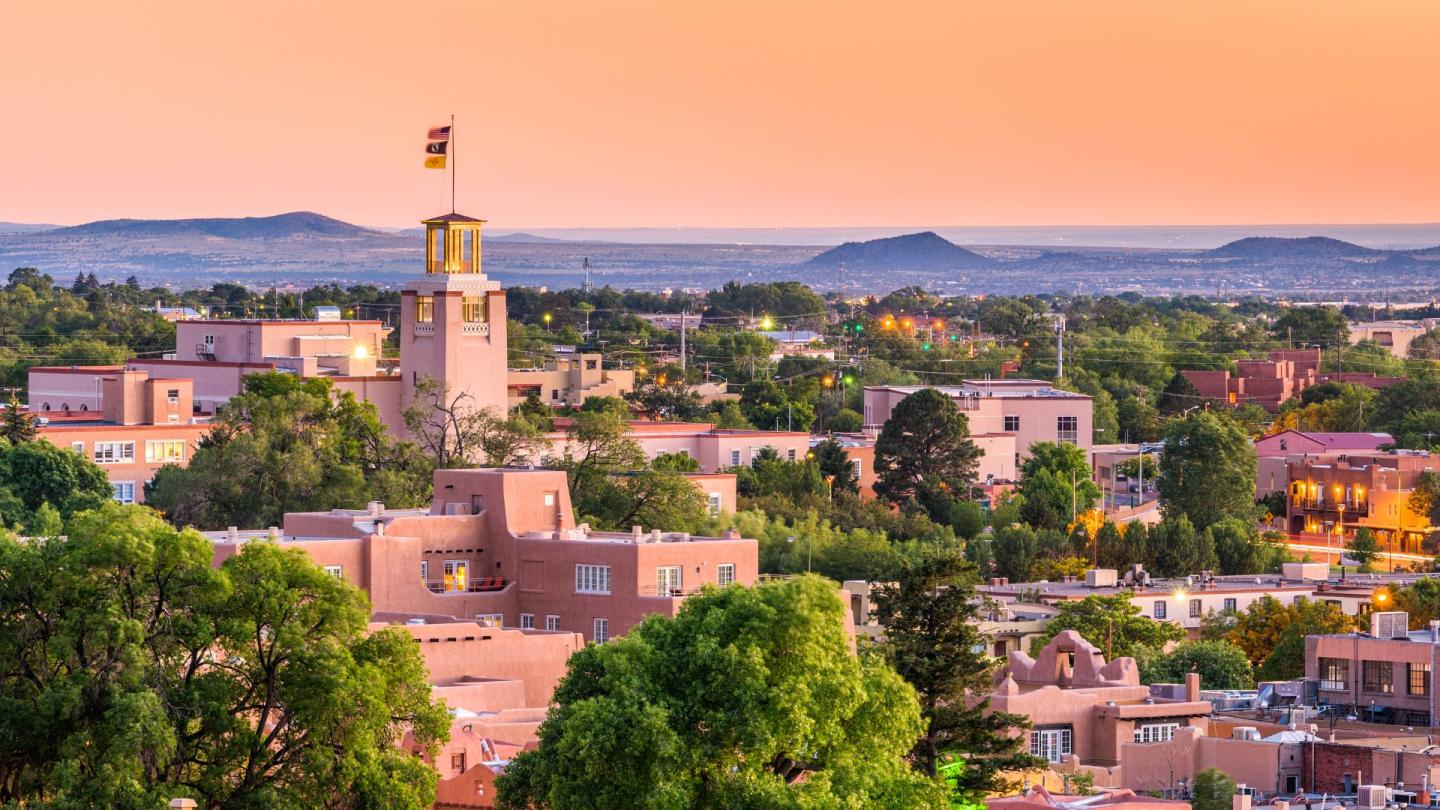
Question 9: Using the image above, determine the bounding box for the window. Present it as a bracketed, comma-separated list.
[656, 566, 683, 597]
[717, 563, 736, 587]
[415, 295, 435, 323]
[787, 448, 797, 461]
[203, 334, 215, 347]
[1134, 723, 1180, 743]
[1319, 657, 1349, 691]
[1223, 598, 1237, 612]
[94, 441, 135, 464]
[1057, 416, 1079, 444]
[576, 564, 612, 594]
[545, 615, 561, 631]
[420, 560, 428, 584]
[1030, 727, 1073, 763]
[166, 389, 179, 404]
[461, 296, 486, 323]
[1409, 663, 1431, 696]
[145, 439, 186, 463]
[708, 492, 723, 517]
[852, 458, 863, 478]
[323, 565, 343, 579]
[1153, 601, 1167, 619]
[520, 613, 535, 629]
[730, 449, 741, 467]
[1189, 599, 1202, 618]
[475, 613, 503, 627]
[450, 751, 467, 775]
[70, 440, 85, 454]
[1004, 414, 1020, 432]
[443, 560, 468, 593]
[1363, 660, 1394, 694]
[593, 617, 609, 644]
[112, 481, 136, 504]
[543, 492, 556, 507]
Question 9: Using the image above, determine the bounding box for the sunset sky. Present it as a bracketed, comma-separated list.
[3, 1, 1438, 229]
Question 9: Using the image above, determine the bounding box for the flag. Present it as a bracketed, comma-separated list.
[426, 141, 448, 155]
[428, 125, 451, 141]
[424, 155, 446, 169]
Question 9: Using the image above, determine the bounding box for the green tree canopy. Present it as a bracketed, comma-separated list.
[872, 549, 1042, 800]
[495, 575, 948, 809]
[1193, 769, 1238, 810]
[0, 504, 449, 808]
[1157, 411, 1257, 530]
[1270, 307, 1349, 348]
[874, 389, 982, 505]
[1030, 594, 1185, 661]
[813, 437, 860, 496]
[1140, 640, 1254, 690]
[0, 437, 114, 529]
[1017, 441, 1101, 530]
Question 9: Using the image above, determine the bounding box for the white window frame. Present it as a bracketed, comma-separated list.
[112, 481, 136, 504]
[145, 439, 186, 464]
[475, 613, 503, 627]
[323, 565, 343, 579]
[545, 614, 561, 631]
[1004, 414, 1020, 432]
[1134, 723, 1180, 744]
[717, 563, 736, 587]
[1057, 415, 1079, 444]
[420, 560, 429, 584]
[1031, 727, 1073, 763]
[443, 559, 469, 593]
[730, 449, 741, 467]
[575, 564, 612, 595]
[852, 458, 863, 478]
[520, 613, 535, 629]
[593, 617, 609, 644]
[787, 448, 797, 461]
[94, 441, 135, 464]
[708, 492, 723, 517]
[656, 566, 683, 597]
[70, 440, 85, 454]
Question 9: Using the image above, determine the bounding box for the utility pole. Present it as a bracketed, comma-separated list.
[1054, 314, 1066, 381]
[679, 310, 687, 372]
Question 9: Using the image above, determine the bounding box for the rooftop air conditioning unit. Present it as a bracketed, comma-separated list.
[1371, 611, 1410, 640]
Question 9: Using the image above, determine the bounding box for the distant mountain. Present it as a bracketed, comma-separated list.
[489, 231, 570, 243]
[0, 221, 59, 234]
[45, 211, 383, 240]
[1208, 236, 1383, 259]
[804, 231, 994, 271]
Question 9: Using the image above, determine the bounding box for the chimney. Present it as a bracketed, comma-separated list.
[1430, 620, 1440, 643]
[267, 526, 280, 540]
[226, 526, 239, 543]
[1232, 793, 1251, 810]
[1185, 671, 1201, 702]
[367, 501, 384, 517]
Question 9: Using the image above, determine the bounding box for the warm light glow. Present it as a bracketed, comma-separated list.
[822, 375, 834, 388]
[352, 344, 369, 359]
[542, 312, 553, 324]
[1376, 591, 1390, 604]
[1173, 589, 1187, 602]
[760, 316, 775, 330]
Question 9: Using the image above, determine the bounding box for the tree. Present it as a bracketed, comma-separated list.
[149, 373, 430, 529]
[1157, 411, 1256, 531]
[0, 438, 113, 529]
[0, 504, 449, 807]
[651, 450, 700, 472]
[828, 407, 864, 433]
[1018, 441, 1100, 530]
[874, 389, 982, 505]
[494, 576, 948, 809]
[1156, 372, 1205, 416]
[1209, 518, 1285, 575]
[0, 392, 35, 444]
[1271, 306, 1349, 348]
[1240, 597, 1356, 680]
[813, 437, 859, 496]
[404, 376, 547, 468]
[625, 371, 706, 421]
[1141, 640, 1254, 689]
[739, 379, 815, 432]
[1150, 516, 1218, 578]
[706, 399, 754, 429]
[1030, 595, 1185, 661]
[1192, 768, 1238, 810]
[871, 550, 1042, 799]
[1347, 528, 1382, 572]
[992, 524, 1038, 582]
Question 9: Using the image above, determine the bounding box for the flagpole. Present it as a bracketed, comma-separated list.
[450, 114, 456, 214]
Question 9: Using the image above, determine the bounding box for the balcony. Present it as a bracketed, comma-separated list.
[1291, 498, 1370, 517]
[413, 322, 435, 336]
[461, 322, 490, 336]
[424, 577, 507, 594]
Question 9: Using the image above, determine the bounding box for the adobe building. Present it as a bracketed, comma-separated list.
[206, 467, 759, 644]
[1282, 451, 1434, 556]
[506, 352, 635, 409]
[1182, 349, 1319, 412]
[545, 417, 812, 473]
[862, 380, 1089, 483]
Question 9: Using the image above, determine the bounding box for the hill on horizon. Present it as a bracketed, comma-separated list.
[42, 211, 384, 240]
[803, 231, 994, 271]
[489, 231, 571, 243]
[1208, 235, 1385, 259]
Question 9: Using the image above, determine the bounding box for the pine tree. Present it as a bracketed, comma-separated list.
[0, 392, 36, 444]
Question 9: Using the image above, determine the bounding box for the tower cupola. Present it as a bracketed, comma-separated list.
[423, 213, 486, 275]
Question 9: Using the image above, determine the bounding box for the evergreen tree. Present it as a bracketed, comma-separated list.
[874, 389, 982, 505]
[812, 437, 859, 495]
[0, 392, 36, 444]
[1157, 371, 1206, 415]
[872, 549, 1042, 799]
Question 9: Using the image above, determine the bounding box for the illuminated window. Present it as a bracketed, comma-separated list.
[1319, 657, 1349, 690]
[415, 295, 435, 323]
[145, 440, 186, 463]
[462, 296, 486, 323]
[1409, 663, 1430, 696]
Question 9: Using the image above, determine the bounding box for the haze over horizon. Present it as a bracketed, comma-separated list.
[4, 1, 1439, 230]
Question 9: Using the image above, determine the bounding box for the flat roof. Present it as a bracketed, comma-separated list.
[869, 382, 1090, 399]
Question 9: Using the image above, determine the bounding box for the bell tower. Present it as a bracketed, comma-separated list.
[399, 213, 509, 418]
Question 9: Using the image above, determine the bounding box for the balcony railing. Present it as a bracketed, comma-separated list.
[414, 322, 435, 336]
[424, 577, 507, 594]
[1291, 498, 1370, 516]
[461, 322, 490, 336]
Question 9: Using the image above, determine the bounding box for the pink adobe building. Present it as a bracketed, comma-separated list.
[1182, 349, 1319, 412]
[207, 467, 758, 644]
[863, 381, 1091, 483]
[33, 369, 210, 503]
[544, 417, 811, 472]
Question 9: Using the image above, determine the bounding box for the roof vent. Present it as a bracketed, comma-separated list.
[1371, 611, 1410, 639]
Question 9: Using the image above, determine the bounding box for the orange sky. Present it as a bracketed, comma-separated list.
[3, 1, 1438, 229]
